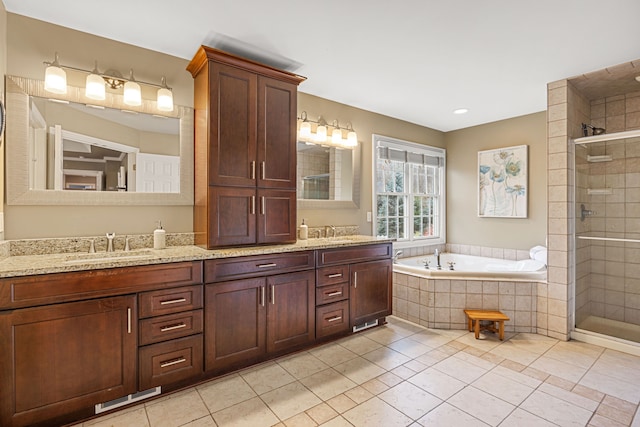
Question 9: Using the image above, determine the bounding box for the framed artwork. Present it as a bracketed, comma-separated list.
[478, 145, 527, 218]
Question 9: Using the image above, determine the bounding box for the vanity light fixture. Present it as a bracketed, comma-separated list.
[44, 52, 67, 94]
[43, 52, 174, 111]
[297, 111, 358, 149]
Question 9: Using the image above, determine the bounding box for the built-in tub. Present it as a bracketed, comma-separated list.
[394, 253, 547, 281]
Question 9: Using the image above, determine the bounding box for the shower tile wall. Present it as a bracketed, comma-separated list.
[545, 79, 589, 340]
[578, 89, 640, 326]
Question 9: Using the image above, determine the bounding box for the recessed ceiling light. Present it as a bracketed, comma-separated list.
[453, 108, 468, 115]
[636, 75, 640, 83]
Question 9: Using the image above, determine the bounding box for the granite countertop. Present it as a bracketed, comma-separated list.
[0, 235, 393, 278]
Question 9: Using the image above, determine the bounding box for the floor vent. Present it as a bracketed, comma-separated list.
[353, 319, 379, 333]
[95, 386, 161, 414]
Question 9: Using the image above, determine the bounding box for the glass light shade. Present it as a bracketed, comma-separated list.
[332, 128, 343, 146]
[316, 125, 327, 142]
[85, 73, 106, 100]
[347, 131, 358, 147]
[157, 87, 174, 112]
[44, 65, 67, 94]
[123, 81, 142, 106]
[299, 121, 311, 140]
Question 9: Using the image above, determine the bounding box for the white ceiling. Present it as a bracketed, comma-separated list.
[4, 0, 640, 131]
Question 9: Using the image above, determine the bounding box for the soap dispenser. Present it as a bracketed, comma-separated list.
[154, 221, 166, 249]
[299, 219, 308, 240]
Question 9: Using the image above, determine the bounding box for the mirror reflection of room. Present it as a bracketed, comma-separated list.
[297, 142, 353, 201]
[28, 96, 180, 192]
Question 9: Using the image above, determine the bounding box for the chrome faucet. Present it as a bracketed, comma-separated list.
[106, 232, 116, 252]
[434, 248, 442, 270]
[325, 225, 336, 238]
[392, 250, 403, 263]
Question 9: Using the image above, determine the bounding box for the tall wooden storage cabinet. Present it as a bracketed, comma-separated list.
[187, 46, 306, 248]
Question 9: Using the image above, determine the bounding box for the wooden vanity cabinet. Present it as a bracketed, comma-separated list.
[316, 243, 393, 329]
[0, 261, 203, 427]
[0, 296, 137, 427]
[204, 252, 315, 373]
[187, 46, 305, 248]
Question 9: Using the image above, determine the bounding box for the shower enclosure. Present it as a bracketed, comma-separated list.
[574, 129, 640, 344]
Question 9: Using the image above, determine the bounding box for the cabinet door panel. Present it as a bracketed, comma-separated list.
[267, 271, 315, 353]
[257, 77, 297, 189]
[257, 189, 296, 244]
[209, 186, 256, 247]
[0, 296, 136, 427]
[205, 278, 266, 371]
[209, 63, 257, 187]
[350, 259, 392, 327]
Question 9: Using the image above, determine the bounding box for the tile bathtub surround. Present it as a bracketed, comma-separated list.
[77, 316, 640, 427]
[392, 272, 544, 333]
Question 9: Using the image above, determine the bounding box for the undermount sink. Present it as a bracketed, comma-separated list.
[310, 237, 358, 245]
[63, 249, 155, 265]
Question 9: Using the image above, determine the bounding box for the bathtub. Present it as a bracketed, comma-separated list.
[394, 253, 547, 281]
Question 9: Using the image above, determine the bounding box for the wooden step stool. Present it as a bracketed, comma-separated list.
[463, 309, 509, 340]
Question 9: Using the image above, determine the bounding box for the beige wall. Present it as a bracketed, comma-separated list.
[445, 111, 548, 250]
[4, 14, 193, 239]
[0, 1, 7, 239]
[297, 93, 445, 234]
[4, 12, 549, 247]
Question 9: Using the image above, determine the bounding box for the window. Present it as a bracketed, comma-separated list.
[373, 135, 445, 245]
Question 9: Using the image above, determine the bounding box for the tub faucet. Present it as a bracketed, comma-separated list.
[393, 250, 403, 263]
[434, 248, 442, 270]
[106, 232, 116, 252]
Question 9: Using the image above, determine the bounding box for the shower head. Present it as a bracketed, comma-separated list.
[581, 123, 606, 137]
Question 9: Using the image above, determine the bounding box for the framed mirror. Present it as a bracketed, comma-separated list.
[5, 75, 194, 205]
[296, 141, 360, 209]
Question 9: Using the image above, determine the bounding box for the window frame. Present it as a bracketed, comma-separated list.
[372, 134, 446, 248]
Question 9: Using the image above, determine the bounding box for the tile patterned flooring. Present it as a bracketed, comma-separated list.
[77, 317, 640, 427]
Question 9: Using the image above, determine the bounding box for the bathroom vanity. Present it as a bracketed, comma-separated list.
[0, 238, 391, 427]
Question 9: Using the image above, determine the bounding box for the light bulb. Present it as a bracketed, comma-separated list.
[299, 121, 311, 140]
[332, 128, 343, 146]
[44, 53, 67, 94]
[157, 87, 173, 111]
[123, 70, 141, 106]
[316, 125, 327, 142]
[347, 131, 358, 147]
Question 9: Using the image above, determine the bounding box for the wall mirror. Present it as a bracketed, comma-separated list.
[5, 76, 193, 205]
[296, 141, 360, 209]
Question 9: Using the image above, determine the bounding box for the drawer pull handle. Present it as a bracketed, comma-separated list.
[160, 357, 187, 368]
[257, 263, 277, 268]
[327, 316, 342, 323]
[160, 298, 187, 305]
[328, 273, 343, 278]
[251, 161, 256, 180]
[160, 323, 187, 332]
[327, 291, 342, 297]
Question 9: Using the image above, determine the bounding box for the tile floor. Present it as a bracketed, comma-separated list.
[76, 316, 640, 427]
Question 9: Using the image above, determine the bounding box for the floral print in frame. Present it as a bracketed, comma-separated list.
[478, 145, 527, 218]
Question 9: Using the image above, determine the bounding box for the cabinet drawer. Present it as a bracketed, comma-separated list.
[316, 301, 350, 338]
[316, 283, 348, 305]
[139, 285, 203, 318]
[316, 243, 392, 267]
[139, 334, 203, 390]
[139, 309, 203, 345]
[316, 265, 349, 287]
[0, 261, 203, 310]
[205, 251, 314, 282]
